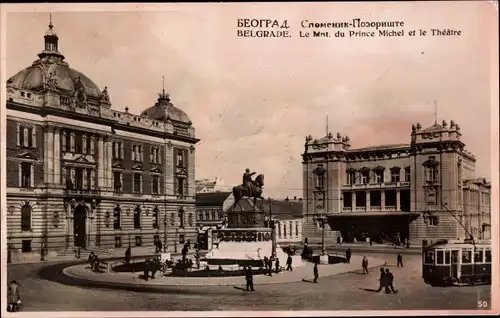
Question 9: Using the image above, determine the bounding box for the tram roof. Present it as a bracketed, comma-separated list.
[424, 239, 491, 249]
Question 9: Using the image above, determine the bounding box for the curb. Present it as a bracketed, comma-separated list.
[61, 257, 386, 289]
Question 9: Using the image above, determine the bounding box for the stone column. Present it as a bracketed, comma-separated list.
[396, 189, 401, 211]
[44, 128, 49, 183]
[67, 203, 74, 248]
[98, 136, 105, 188]
[53, 128, 61, 184]
[366, 191, 371, 211]
[47, 126, 54, 184]
[107, 141, 113, 189]
[381, 190, 386, 211]
[351, 191, 356, 211]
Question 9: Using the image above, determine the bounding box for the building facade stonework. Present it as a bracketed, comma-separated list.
[302, 121, 491, 246]
[6, 21, 199, 261]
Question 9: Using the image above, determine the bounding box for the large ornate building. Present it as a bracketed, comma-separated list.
[5, 20, 199, 262]
[302, 120, 491, 246]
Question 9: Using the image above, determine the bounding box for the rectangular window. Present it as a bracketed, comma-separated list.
[474, 250, 484, 263]
[137, 145, 142, 162]
[177, 177, 185, 196]
[444, 250, 451, 265]
[347, 172, 356, 185]
[405, 167, 410, 182]
[22, 240, 32, 253]
[295, 222, 299, 237]
[426, 167, 437, 182]
[179, 234, 185, 245]
[114, 172, 122, 192]
[20, 162, 32, 188]
[391, 171, 400, 182]
[429, 216, 439, 226]
[133, 173, 142, 193]
[485, 249, 491, 263]
[462, 250, 472, 264]
[132, 145, 136, 161]
[135, 236, 142, 247]
[176, 149, 185, 167]
[17, 125, 36, 148]
[436, 250, 444, 265]
[361, 172, 369, 184]
[212, 211, 216, 220]
[152, 175, 160, 194]
[375, 171, 384, 183]
[115, 236, 122, 248]
[424, 251, 435, 264]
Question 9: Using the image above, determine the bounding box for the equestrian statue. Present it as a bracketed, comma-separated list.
[232, 168, 265, 211]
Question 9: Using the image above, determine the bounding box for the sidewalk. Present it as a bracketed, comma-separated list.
[306, 243, 422, 255]
[63, 255, 385, 287]
[8, 246, 206, 265]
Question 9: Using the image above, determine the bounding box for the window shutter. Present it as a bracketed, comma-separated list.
[23, 128, 29, 147]
[70, 133, 75, 152]
[62, 131, 67, 152]
[30, 164, 34, 187]
[18, 163, 22, 187]
[90, 136, 95, 155]
[32, 127, 36, 148]
[140, 174, 143, 193]
[83, 169, 88, 189]
[70, 168, 76, 189]
[82, 134, 87, 154]
[16, 125, 20, 146]
[90, 170, 96, 189]
[120, 143, 124, 159]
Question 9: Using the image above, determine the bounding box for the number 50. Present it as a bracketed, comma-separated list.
[478, 301, 488, 308]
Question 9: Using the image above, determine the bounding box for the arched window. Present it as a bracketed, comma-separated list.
[153, 207, 159, 228]
[21, 204, 32, 231]
[113, 206, 121, 230]
[178, 207, 185, 227]
[133, 206, 141, 229]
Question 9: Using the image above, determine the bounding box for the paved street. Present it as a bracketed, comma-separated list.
[7, 253, 491, 312]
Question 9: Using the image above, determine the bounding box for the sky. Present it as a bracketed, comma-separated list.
[3, 2, 498, 199]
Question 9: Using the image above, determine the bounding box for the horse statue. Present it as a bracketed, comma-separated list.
[232, 174, 265, 211]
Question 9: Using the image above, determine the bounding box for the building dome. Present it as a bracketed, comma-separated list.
[6, 19, 101, 98]
[140, 90, 191, 124]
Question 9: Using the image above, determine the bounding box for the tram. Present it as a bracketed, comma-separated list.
[422, 239, 491, 286]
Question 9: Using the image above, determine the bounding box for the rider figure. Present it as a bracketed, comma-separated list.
[242, 168, 256, 195]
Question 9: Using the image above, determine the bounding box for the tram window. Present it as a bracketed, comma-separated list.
[436, 250, 444, 264]
[485, 250, 491, 263]
[451, 251, 459, 263]
[474, 250, 484, 263]
[424, 251, 435, 264]
[462, 250, 472, 264]
[444, 251, 451, 265]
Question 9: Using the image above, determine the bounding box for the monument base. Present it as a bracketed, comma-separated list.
[319, 254, 329, 264]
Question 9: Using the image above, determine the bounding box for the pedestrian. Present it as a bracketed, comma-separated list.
[88, 252, 96, 269]
[267, 257, 273, 276]
[245, 266, 255, 291]
[150, 258, 158, 279]
[143, 259, 150, 281]
[286, 254, 293, 271]
[275, 258, 280, 273]
[385, 269, 398, 293]
[336, 236, 340, 246]
[345, 248, 352, 264]
[313, 260, 319, 283]
[369, 236, 373, 246]
[375, 268, 386, 293]
[7, 280, 21, 312]
[362, 256, 369, 274]
[125, 246, 131, 264]
[397, 252, 404, 267]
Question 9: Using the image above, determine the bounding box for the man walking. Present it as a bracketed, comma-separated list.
[362, 256, 369, 274]
[397, 252, 404, 267]
[345, 248, 352, 264]
[385, 269, 398, 293]
[313, 260, 319, 283]
[375, 268, 386, 293]
[286, 254, 293, 271]
[245, 266, 255, 291]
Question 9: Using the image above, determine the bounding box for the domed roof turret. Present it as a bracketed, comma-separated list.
[140, 89, 191, 124]
[6, 16, 101, 98]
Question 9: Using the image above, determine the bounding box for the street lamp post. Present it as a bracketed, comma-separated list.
[268, 197, 276, 258]
[314, 214, 328, 263]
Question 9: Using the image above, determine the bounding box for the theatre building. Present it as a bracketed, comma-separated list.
[5, 21, 199, 262]
[302, 121, 491, 246]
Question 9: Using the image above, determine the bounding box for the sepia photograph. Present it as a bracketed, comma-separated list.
[1, 1, 498, 316]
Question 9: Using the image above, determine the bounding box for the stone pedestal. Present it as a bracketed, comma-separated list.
[319, 254, 329, 264]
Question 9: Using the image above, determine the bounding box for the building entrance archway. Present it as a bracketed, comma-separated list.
[74, 205, 87, 248]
